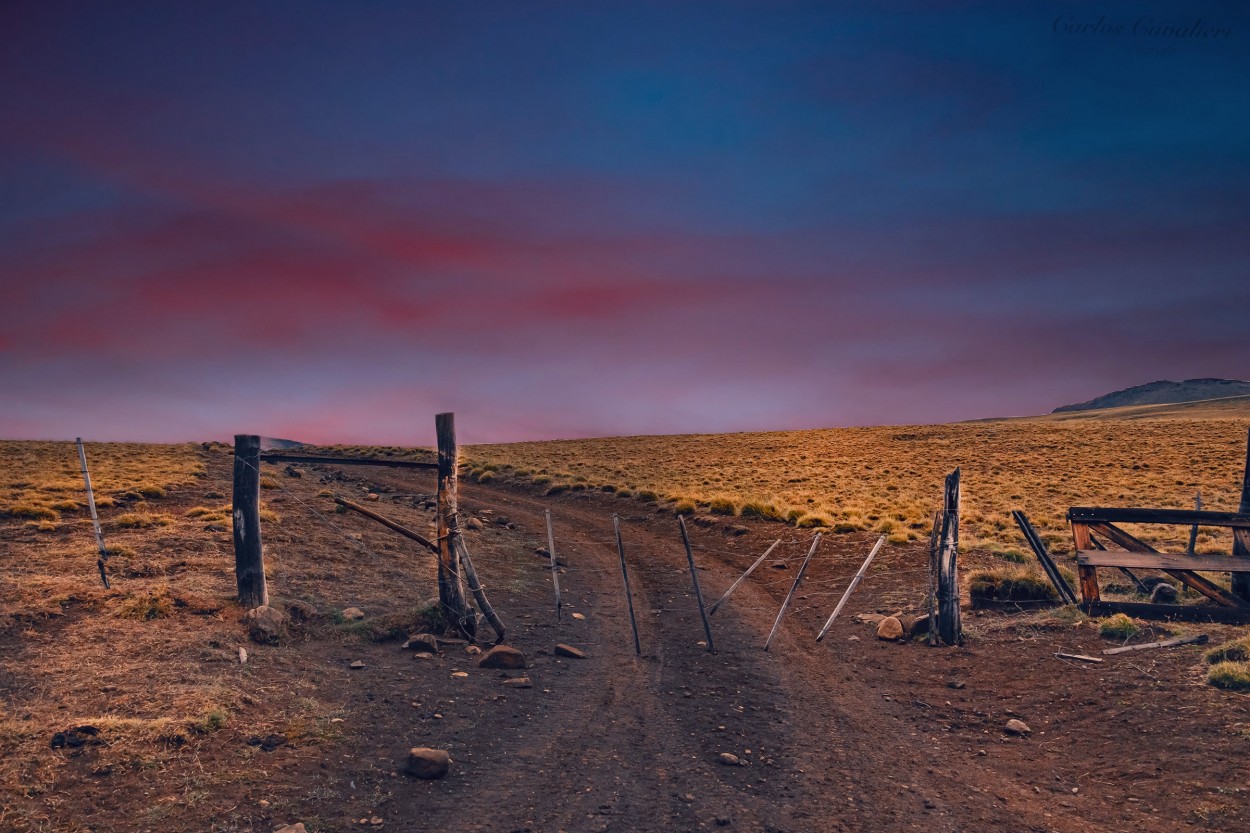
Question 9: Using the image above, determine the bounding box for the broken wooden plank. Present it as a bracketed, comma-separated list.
[1102, 634, 1209, 655]
[1081, 600, 1250, 624]
[1055, 652, 1103, 663]
[1068, 507, 1250, 528]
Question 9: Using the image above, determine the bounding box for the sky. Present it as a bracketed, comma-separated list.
[1, 1, 1248, 444]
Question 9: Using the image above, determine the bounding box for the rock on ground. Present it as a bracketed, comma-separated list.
[246, 605, 289, 645]
[1005, 719, 1031, 736]
[341, 607, 365, 621]
[876, 616, 904, 640]
[718, 752, 740, 766]
[405, 747, 451, 779]
[402, 633, 440, 654]
[273, 824, 307, 833]
[1151, 583, 1179, 603]
[501, 676, 533, 688]
[478, 645, 526, 669]
[554, 643, 586, 659]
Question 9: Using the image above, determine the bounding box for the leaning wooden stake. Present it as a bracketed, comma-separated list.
[1012, 510, 1078, 605]
[613, 514, 642, 656]
[927, 509, 941, 644]
[453, 532, 506, 644]
[677, 515, 715, 653]
[764, 533, 820, 652]
[232, 434, 268, 609]
[545, 510, 562, 622]
[708, 539, 780, 616]
[76, 438, 110, 589]
[333, 497, 438, 552]
[816, 535, 886, 642]
[435, 413, 474, 639]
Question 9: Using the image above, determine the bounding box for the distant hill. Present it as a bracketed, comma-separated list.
[1052, 378, 1250, 413]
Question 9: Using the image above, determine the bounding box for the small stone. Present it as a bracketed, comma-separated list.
[371, 818, 384, 826]
[465, 645, 481, 655]
[450, 671, 468, 678]
[715, 817, 732, 827]
[1150, 583, 1178, 604]
[554, 644, 585, 659]
[534, 547, 550, 558]
[771, 561, 788, 570]
[478, 645, 526, 669]
[466, 517, 484, 530]
[847, 636, 860, 642]
[1004, 719, 1031, 736]
[494, 516, 511, 526]
[571, 612, 585, 620]
[342, 607, 365, 621]
[205, 524, 227, 532]
[366, 493, 380, 502]
[246, 605, 289, 645]
[876, 616, 904, 640]
[412, 652, 435, 661]
[405, 747, 451, 779]
[855, 613, 886, 625]
[273, 824, 307, 833]
[402, 633, 440, 654]
[238, 647, 248, 664]
[284, 465, 302, 478]
[948, 680, 966, 690]
[718, 752, 740, 766]
[350, 660, 365, 669]
[501, 676, 533, 688]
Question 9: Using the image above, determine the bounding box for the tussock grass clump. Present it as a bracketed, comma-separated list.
[49, 499, 81, 511]
[477, 470, 496, 483]
[6, 504, 57, 520]
[740, 501, 784, 522]
[259, 477, 278, 490]
[116, 586, 175, 620]
[968, 569, 1058, 604]
[1208, 661, 1250, 691]
[796, 513, 830, 529]
[708, 498, 737, 516]
[635, 489, 660, 503]
[673, 499, 697, 514]
[113, 513, 173, 529]
[1205, 636, 1250, 664]
[136, 484, 166, 498]
[831, 522, 862, 534]
[189, 708, 228, 734]
[1098, 613, 1140, 640]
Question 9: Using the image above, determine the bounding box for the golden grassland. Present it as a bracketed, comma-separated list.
[462, 408, 1250, 558]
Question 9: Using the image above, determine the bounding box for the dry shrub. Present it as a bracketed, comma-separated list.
[116, 586, 175, 620]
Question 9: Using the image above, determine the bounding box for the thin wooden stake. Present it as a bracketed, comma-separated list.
[613, 514, 642, 656]
[333, 497, 437, 552]
[453, 532, 506, 644]
[1055, 652, 1103, 663]
[677, 515, 715, 653]
[927, 509, 941, 644]
[816, 535, 886, 642]
[708, 539, 779, 616]
[545, 509, 562, 622]
[76, 438, 110, 589]
[764, 533, 820, 652]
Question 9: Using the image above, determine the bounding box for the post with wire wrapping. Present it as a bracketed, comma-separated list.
[232, 434, 269, 609]
[436, 413, 474, 639]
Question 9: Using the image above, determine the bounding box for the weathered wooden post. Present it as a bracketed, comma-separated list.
[232, 434, 268, 608]
[1232, 428, 1250, 602]
[936, 468, 961, 645]
[435, 413, 474, 638]
[613, 514, 642, 656]
[545, 510, 562, 621]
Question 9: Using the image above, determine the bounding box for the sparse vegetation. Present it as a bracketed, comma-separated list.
[968, 568, 1057, 604]
[1207, 661, 1250, 691]
[1098, 613, 1141, 641]
[1205, 635, 1250, 664]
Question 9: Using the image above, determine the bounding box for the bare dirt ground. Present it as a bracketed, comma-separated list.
[3, 449, 1249, 832]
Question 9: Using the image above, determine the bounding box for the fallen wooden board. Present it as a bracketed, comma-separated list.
[1055, 652, 1103, 663]
[1102, 633, 1209, 655]
[1082, 601, 1250, 624]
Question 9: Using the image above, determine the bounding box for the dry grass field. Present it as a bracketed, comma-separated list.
[464, 402, 1250, 560]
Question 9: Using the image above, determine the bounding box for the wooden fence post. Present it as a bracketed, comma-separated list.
[764, 533, 820, 651]
[232, 434, 268, 609]
[1232, 428, 1250, 602]
[545, 510, 562, 621]
[76, 438, 111, 589]
[936, 468, 961, 645]
[436, 413, 474, 638]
